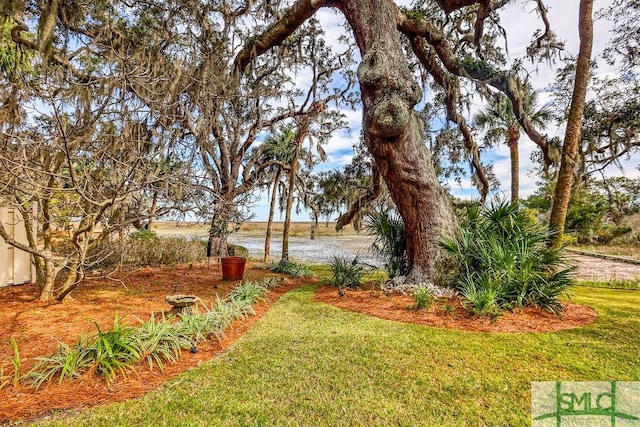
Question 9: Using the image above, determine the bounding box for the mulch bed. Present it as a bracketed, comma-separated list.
[0, 263, 312, 424]
[1, 268, 600, 423]
[314, 285, 598, 333]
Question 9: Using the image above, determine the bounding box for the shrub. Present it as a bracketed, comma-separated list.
[328, 255, 371, 289]
[88, 318, 140, 385]
[131, 315, 191, 372]
[440, 200, 575, 315]
[129, 229, 159, 241]
[228, 244, 249, 257]
[365, 208, 408, 278]
[27, 338, 95, 390]
[412, 286, 434, 311]
[458, 276, 501, 318]
[595, 225, 632, 245]
[228, 281, 268, 304]
[89, 236, 207, 268]
[269, 259, 312, 278]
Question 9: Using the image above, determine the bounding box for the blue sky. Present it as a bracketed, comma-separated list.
[249, 0, 639, 221]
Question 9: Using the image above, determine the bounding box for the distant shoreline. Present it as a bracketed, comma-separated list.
[152, 220, 362, 238]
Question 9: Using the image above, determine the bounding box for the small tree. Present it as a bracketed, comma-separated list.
[474, 87, 552, 202]
[0, 9, 199, 302]
[549, 0, 594, 248]
[262, 128, 295, 262]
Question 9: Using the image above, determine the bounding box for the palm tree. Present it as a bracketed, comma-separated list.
[281, 124, 327, 260]
[262, 128, 296, 263]
[474, 88, 552, 202]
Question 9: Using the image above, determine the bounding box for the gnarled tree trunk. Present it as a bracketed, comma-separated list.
[340, 0, 455, 286]
[208, 195, 233, 260]
[233, 0, 457, 287]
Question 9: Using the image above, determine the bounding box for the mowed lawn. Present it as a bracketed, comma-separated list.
[34, 285, 640, 426]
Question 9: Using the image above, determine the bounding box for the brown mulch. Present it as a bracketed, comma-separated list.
[0, 263, 313, 424]
[314, 286, 598, 333]
[0, 264, 601, 424]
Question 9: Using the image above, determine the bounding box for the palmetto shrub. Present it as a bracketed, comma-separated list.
[439, 200, 575, 315]
[365, 208, 408, 278]
[328, 255, 371, 289]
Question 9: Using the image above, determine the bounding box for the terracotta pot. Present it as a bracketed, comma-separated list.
[221, 256, 246, 281]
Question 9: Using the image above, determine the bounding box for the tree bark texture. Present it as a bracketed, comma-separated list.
[549, 0, 593, 248]
[208, 195, 233, 259]
[264, 169, 283, 263]
[281, 142, 300, 261]
[507, 125, 520, 202]
[340, 0, 456, 284]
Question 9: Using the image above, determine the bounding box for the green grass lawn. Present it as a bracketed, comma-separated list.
[33, 285, 640, 426]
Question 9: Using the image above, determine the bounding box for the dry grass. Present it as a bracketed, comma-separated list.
[152, 221, 362, 238]
[571, 244, 640, 260]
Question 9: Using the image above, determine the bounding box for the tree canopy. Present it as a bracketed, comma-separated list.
[1, 0, 636, 298]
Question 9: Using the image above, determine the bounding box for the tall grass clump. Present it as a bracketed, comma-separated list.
[366, 208, 407, 278]
[176, 303, 234, 344]
[327, 255, 371, 289]
[89, 232, 207, 268]
[176, 280, 272, 342]
[87, 317, 141, 385]
[9, 337, 22, 387]
[27, 317, 140, 389]
[439, 200, 575, 315]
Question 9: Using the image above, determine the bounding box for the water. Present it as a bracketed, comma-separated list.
[228, 234, 380, 266]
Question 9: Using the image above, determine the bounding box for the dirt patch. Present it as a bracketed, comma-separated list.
[314, 286, 597, 333]
[570, 254, 640, 281]
[0, 263, 313, 424]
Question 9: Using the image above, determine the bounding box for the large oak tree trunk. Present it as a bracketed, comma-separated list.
[340, 0, 455, 286]
[549, 0, 593, 249]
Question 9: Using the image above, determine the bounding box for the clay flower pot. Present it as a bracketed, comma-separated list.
[221, 256, 246, 281]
